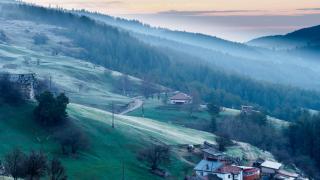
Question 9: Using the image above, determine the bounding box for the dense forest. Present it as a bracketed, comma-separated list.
[2, 3, 320, 121]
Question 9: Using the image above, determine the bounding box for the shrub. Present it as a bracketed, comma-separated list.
[33, 33, 49, 45]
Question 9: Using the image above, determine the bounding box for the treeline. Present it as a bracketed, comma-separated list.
[288, 112, 320, 177]
[3, 3, 320, 120]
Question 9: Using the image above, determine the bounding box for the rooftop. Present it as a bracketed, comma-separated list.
[278, 169, 299, 178]
[194, 160, 223, 172]
[202, 148, 225, 157]
[261, 160, 282, 170]
[170, 92, 191, 100]
[216, 165, 242, 174]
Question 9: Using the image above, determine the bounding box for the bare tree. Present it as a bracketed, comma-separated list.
[55, 126, 89, 155]
[138, 144, 170, 170]
[48, 158, 67, 180]
[24, 150, 48, 180]
[4, 148, 27, 180]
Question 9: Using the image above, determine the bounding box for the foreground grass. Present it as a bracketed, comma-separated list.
[0, 103, 201, 180]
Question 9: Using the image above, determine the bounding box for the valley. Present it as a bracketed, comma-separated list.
[0, 1, 320, 179]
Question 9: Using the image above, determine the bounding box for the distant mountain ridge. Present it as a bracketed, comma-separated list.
[74, 10, 262, 59]
[247, 25, 320, 49]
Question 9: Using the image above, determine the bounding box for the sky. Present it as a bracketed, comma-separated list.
[22, 0, 320, 42]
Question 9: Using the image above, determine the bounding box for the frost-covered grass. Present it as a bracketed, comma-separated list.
[0, 44, 132, 110]
[69, 103, 216, 145]
[69, 103, 274, 161]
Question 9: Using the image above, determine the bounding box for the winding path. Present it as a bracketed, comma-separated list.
[119, 97, 144, 115]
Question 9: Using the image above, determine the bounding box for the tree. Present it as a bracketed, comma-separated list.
[211, 116, 217, 132]
[48, 158, 67, 180]
[4, 148, 27, 180]
[0, 30, 9, 42]
[0, 74, 24, 105]
[188, 89, 201, 117]
[55, 126, 89, 155]
[34, 91, 69, 126]
[138, 144, 170, 170]
[207, 103, 221, 133]
[216, 136, 233, 152]
[116, 74, 132, 95]
[24, 151, 48, 180]
[207, 103, 221, 117]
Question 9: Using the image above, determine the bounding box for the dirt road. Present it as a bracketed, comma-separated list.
[119, 97, 143, 115]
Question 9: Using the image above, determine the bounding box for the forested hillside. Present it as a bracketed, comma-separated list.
[77, 10, 320, 91]
[1, 2, 320, 121]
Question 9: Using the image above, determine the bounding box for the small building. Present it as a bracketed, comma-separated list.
[241, 106, 253, 115]
[169, 92, 192, 105]
[202, 148, 226, 161]
[238, 166, 260, 180]
[194, 160, 223, 177]
[214, 165, 243, 180]
[260, 160, 282, 176]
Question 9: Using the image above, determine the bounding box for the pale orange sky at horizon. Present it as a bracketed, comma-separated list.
[22, 0, 320, 41]
[23, 0, 320, 15]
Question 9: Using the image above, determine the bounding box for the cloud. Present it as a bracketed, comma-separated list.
[105, 1, 123, 5]
[157, 10, 262, 16]
[297, 8, 320, 11]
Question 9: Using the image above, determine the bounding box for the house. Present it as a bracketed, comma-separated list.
[214, 165, 243, 180]
[238, 166, 260, 180]
[194, 160, 224, 177]
[241, 106, 254, 115]
[260, 160, 282, 176]
[169, 92, 192, 105]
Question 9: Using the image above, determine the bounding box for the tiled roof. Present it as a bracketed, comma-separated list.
[216, 165, 242, 174]
[170, 93, 191, 100]
[261, 160, 282, 170]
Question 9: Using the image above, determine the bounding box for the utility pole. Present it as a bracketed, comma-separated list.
[141, 103, 144, 117]
[49, 75, 52, 91]
[112, 101, 115, 128]
[122, 162, 125, 180]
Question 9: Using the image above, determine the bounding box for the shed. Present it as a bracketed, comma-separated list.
[260, 160, 282, 175]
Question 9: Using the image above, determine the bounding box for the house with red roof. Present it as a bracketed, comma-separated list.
[213, 165, 243, 180]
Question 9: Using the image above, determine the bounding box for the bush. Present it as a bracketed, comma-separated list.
[33, 33, 49, 45]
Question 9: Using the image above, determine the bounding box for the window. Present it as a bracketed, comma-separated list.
[228, 175, 231, 178]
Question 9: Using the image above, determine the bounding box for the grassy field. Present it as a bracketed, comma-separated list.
[0, 103, 195, 180]
[0, 102, 274, 179]
[127, 98, 211, 131]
